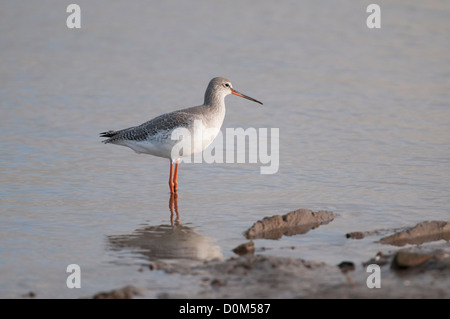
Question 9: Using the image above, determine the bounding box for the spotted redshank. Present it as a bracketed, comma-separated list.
[100, 77, 262, 193]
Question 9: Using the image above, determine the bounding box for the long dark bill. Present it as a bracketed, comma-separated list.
[231, 88, 263, 105]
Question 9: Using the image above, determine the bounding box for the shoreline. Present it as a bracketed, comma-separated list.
[87, 211, 450, 299]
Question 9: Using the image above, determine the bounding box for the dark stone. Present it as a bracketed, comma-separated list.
[92, 285, 140, 299]
[232, 241, 255, 256]
[338, 261, 355, 273]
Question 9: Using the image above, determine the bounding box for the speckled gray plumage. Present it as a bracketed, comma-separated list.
[100, 110, 200, 144]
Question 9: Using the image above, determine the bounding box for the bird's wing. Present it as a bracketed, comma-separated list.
[100, 110, 199, 144]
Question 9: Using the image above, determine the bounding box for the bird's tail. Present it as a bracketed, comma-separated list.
[99, 130, 119, 138]
[99, 130, 122, 143]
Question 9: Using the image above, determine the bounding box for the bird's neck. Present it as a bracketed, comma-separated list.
[204, 92, 225, 110]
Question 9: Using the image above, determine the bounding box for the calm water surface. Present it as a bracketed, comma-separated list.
[1, 0, 449, 298]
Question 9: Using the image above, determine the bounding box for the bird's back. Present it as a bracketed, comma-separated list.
[101, 108, 200, 144]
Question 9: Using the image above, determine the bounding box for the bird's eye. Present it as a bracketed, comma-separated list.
[224, 83, 230, 88]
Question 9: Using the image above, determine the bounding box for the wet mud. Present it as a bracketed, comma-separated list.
[86, 210, 450, 299]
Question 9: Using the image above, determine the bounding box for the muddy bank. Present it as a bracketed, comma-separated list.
[346, 220, 450, 245]
[245, 209, 336, 240]
[151, 230, 449, 298]
[379, 221, 450, 246]
[87, 211, 450, 299]
[90, 245, 450, 299]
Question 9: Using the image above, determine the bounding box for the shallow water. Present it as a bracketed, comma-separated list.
[1, 0, 449, 298]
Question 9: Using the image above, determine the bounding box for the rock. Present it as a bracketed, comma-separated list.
[245, 209, 336, 239]
[210, 278, 225, 287]
[346, 232, 365, 239]
[337, 261, 355, 273]
[362, 251, 393, 267]
[22, 291, 36, 298]
[391, 250, 433, 269]
[345, 229, 388, 240]
[92, 285, 140, 299]
[232, 241, 255, 256]
[380, 221, 450, 246]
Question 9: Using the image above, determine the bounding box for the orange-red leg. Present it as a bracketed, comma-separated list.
[168, 161, 174, 193]
[173, 160, 179, 193]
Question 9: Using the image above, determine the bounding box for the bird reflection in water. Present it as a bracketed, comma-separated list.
[169, 192, 179, 226]
[108, 193, 222, 261]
